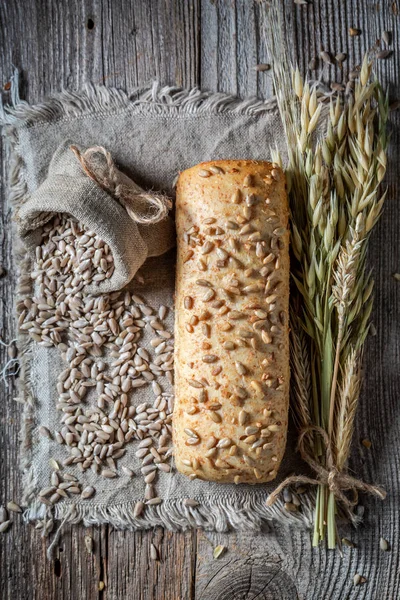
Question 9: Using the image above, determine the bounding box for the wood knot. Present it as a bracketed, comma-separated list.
[199, 557, 298, 600]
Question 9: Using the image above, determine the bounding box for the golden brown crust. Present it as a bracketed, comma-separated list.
[173, 160, 289, 484]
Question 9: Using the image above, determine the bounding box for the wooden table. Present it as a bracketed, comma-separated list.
[0, 1, 399, 598]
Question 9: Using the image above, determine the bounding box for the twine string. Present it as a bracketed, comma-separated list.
[46, 505, 76, 560]
[70, 145, 171, 225]
[0, 337, 20, 387]
[266, 425, 386, 518]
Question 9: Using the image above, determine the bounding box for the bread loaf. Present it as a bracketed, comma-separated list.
[174, 160, 289, 484]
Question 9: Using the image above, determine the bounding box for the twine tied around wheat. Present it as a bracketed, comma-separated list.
[70, 145, 172, 225]
[266, 425, 386, 521]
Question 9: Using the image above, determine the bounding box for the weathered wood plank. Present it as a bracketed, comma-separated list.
[105, 529, 195, 600]
[195, 529, 302, 599]
[0, 1, 399, 599]
[0, 2, 199, 600]
[196, 1, 400, 599]
[97, 2, 200, 598]
[200, 0, 260, 98]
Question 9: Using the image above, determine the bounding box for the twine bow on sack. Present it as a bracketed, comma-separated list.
[70, 145, 172, 225]
[266, 425, 386, 521]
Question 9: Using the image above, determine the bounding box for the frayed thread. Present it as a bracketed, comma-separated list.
[46, 506, 76, 560]
[0, 73, 38, 504]
[0, 337, 20, 386]
[0, 74, 277, 130]
[24, 491, 315, 536]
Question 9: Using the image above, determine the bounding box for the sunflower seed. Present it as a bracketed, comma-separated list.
[217, 438, 232, 448]
[121, 466, 135, 477]
[186, 437, 201, 445]
[233, 385, 247, 399]
[209, 412, 222, 423]
[146, 497, 162, 505]
[213, 545, 226, 559]
[196, 279, 212, 287]
[134, 501, 144, 518]
[308, 57, 318, 70]
[335, 52, 347, 63]
[101, 469, 117, 478]
[7, 501, 22, 513]
[39, 487, 57, 498]
[377, 50, 393, 59]
[202, 289, 215, 302]
[209, 165, 223, 174]
[239, 410, 248, 426]
[268, 424, 280, 432]
[341, 537, 355, 548]
[231, 189, 242, 204]
[200, 241, 214, 254]
[235, 361, 247, 375]
[0, 507, 8, 523]
[254, 63, 271, 72]
[38, 426, 52, 439]
[44, 519, 54, 535]
[85, 535, 94, 553]
[320, 51, 333, 65]
[223, 341, 235, 351]
[157, 463, 171, 473]
[380, 537, 389, 551]
[0, 521, 11, 533]
[382, 30, 392, 45]
[39, 497, 52, 506]
[245, 426, 259, 435]
[202, 354, 218, 363]
[81, 486, 95, 499]
[183, 498, 199, 507]
[188, 379, 204, 389]
[145, 471, 157, 484]
[150, 543, 159, 560]
[206, 437, 217, 449]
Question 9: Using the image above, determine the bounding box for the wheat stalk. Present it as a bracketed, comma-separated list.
[262, 1, 388, 547]
[334, 349, 363, 471]
[289, 312, 312, 431]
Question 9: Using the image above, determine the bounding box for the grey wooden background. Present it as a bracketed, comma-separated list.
[0, 1, 399, 599]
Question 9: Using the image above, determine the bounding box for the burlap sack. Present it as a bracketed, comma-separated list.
[16, 140, 175, 294]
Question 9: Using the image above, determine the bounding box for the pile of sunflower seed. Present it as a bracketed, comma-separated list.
[17, 214, 174, 511]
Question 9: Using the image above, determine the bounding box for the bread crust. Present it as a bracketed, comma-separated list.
[174, 160, 289, 484]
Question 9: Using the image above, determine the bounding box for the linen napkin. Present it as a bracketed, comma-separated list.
[0, 77, 314, 539]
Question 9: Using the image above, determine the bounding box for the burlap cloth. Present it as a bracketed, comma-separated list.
[0, 78, 314, 535]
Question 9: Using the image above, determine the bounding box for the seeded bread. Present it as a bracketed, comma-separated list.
[174, 160, 289, 484]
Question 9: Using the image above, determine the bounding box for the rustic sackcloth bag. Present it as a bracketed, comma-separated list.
[0, 77, 315, 553]
[17, 140, 175, 295]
